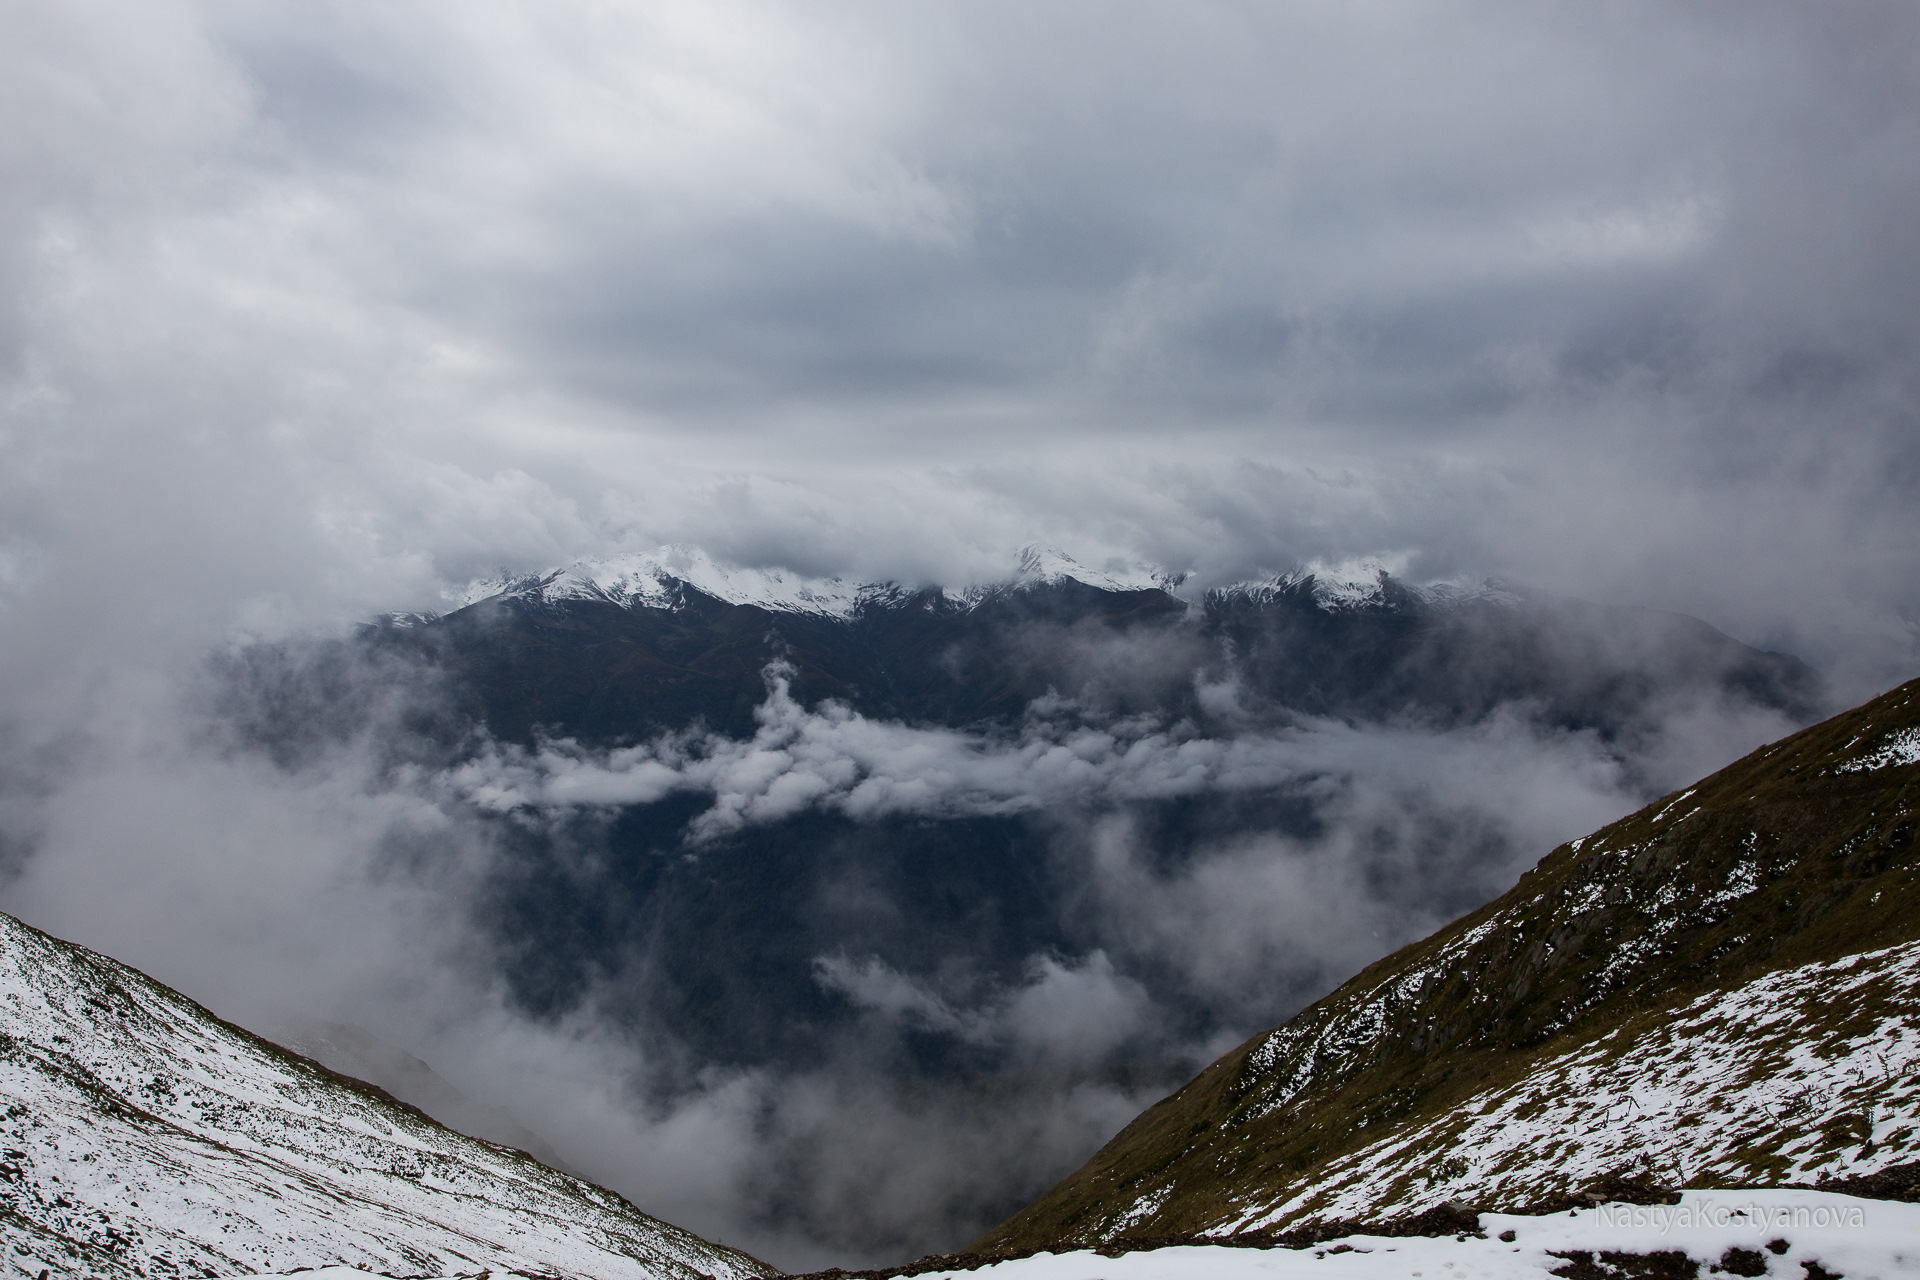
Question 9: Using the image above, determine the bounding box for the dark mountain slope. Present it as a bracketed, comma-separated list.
[377, 580, 1194, 743]
[1211, 584, 1816, 731]
[204, 568, 1825, 1074]
[973, 676, 1920, 1251]
[355, 572, 1817, 747]
[197, 558, 1836, 1259]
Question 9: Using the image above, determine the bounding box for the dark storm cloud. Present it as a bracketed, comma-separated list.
[5, 1, 1918, 680]
[1, 0, 1917, 1269]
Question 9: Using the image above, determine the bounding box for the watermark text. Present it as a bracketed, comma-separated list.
[1595, 1200, 1866, 1235]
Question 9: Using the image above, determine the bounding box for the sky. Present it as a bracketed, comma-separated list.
[3, 0, 1917, 683]
[1, 0, 1918, 1269]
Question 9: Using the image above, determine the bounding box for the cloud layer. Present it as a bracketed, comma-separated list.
[3, 1, 1917, 687]
[1, 0, 1918, 1268]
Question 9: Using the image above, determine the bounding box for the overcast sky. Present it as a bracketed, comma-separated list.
[2, 0, 1916, 700]
[3, 1, 1920, 1265]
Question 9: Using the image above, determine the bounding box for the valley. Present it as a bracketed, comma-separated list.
[6, 556, 1914, 1277]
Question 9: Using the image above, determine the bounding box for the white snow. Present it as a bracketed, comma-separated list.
[454, 545, 1509, 620]
[1650, 789, 1698, 824]
[1832, 726, 1920, 774]
[0, 911, 763, 1280]
[243, 1193, 1920, 1280]
[1008, 545, 1167, 593]
[458, 544, 879, 618]
[1237, 939, 1920, 1231]
[932, 1191, 1917, 1280]
[1211, 559, 1524, 614]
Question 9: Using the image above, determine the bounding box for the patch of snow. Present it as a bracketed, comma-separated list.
[373, 610, 440, 629]
[1706, 857, 1763, 908]
[1832, 727, 1920, 774]
[1110, 1184, 1174, 1232]
[1651, 789, 1698, 824]
[1232, 902, 1529, 1133]
[959, 1191, 1915, 1280]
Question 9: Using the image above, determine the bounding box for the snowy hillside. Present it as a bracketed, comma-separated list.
[1238, 938, 1920, 1230]
[956, 1191, 1914, 1280]
[977, 678, 1920, 1252]
[258, 1189, 1919, 1280]
[0, 910, 767, 1280]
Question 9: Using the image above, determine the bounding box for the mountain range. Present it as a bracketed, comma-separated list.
[315, 545, 1820, 1062]
[353, 545, 1817, 743]
[200, 544, 1833, 1258]
[1, 546, 1913, 1278]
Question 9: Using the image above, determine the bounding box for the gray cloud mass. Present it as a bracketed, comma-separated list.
[1, 0, 1917, 1268]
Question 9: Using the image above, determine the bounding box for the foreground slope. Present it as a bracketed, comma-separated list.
[867, 1191, 1913, 1280]
[976, 677, 1920, 1250]
[0, 911, 768, 1280]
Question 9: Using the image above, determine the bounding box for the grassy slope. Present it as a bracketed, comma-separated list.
[974, 678, 1920, 1252]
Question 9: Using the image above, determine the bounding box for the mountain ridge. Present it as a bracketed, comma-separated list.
[431, 545, 1527, 626]
[199, 547, 1831, 1261]
[351, 549, 1818, 749]
[0, 908, 772, 1280]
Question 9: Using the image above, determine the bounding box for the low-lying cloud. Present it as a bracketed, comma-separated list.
[814, 949, 1154, 1068]
[445, 661, 1656, 848]
[0, 635, 1786, 1268]
[2, 0, 1916, 1269]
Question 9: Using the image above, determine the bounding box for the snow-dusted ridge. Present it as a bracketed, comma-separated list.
[0, 910, 765, 1280]
[459, 545, 879, 618]
[1208, 556, 1526, 613]
[974, 678, 1919, 1255]
[443, 546, 1511, 621]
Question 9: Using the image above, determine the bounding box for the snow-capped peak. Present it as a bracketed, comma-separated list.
[447, 544, 1510, 621]
[455, 543, 1171, 619]
[1282, 556, 1402, 609]
[1214, 556, 1524, 612]
[1009, 544, 1167, 593]
[456, 545, 879, 619]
